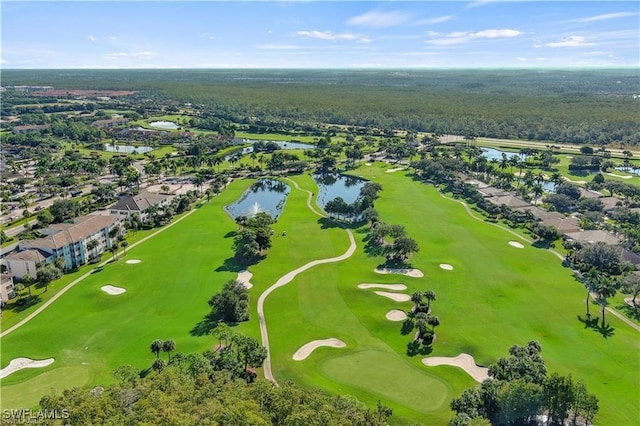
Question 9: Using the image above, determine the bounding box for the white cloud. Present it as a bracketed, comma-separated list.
[358, 37, 372, 44]
[87, 35, 96, 42]
[347, 10, 410, 28]
[415, 15, 454, 25]
[0, 58, 7, 64]
[426, 31, 442, 37]
[580, 12, 638, 23]
[297, 30, 357, 41]
[466, 0, 498, 9]
[545, 35, 594, 48]
[427, 29, 522, 46]
[133, 51, 156, 60]
[104, 52, 128, 60]
[108, 36, 117, 41]
[517, 57, 527, 62]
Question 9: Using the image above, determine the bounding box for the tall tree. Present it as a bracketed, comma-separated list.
[150, 339, 164, 359]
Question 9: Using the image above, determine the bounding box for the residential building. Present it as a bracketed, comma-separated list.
[108, 191, 170, 220]
[0, 273, 16, 304]
[564, 230, 621, 246]
[92, 118, 129, 129]
[6, 215, 123, 273]
[12, 124, 50, 134]
[2, 249, 49, 279]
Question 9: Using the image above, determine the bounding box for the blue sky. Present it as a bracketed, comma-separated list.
[2, 1, 638, 68]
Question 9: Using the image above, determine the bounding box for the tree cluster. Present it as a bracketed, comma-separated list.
[403, 290, 439, 355]
[450, 341, 599, 426]
[233, 212, 275, 265]
[207, 279, 250, 323]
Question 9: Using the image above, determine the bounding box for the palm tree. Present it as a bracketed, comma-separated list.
[594, 277, 617, 327]
[150, 339, 163, 359]
[162, 339, 176, 363]
[427, 315, 440, 332]
[152, 358, 166, 373]
[410, 291, 423, 310]
[424, 290, 436, 311]
[584, 269, 600, 318]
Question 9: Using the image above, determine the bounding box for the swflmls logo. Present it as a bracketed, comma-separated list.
[2, 408, 70, 422]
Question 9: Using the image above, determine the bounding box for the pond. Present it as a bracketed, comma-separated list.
[149, 121, 180, 130]
[225, 179, 291, 220]
[225, 140, 315, 160]
[313, 173, 367, 209]
[615, 166, 640, 176]
[103, 143, 153, 154]
[481, 147, 527, 161]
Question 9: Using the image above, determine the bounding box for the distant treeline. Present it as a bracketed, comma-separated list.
[3, 69, 640, 145]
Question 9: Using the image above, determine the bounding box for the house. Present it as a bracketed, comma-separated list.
[477, 186, 509, 198]
[564, 230, 621, 246]
[92, 118, 129, 129]
[1, 273, 16, 304]
[108, 191, 170, 220]
[542, 217, 581, 234]
[2, 249, 50, 279]
[599, 197, 622, 212]
[6, 215, 123, 273]
[515, 205, 565, 222]
[12, 124, 50, 134]
[579, 188, 603, 199]
[487, 195, 531, 209]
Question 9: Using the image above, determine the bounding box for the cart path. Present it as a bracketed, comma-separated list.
[259, 177, 355, 384]
[1, 209, 197, 338]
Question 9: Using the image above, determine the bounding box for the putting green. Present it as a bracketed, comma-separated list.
[321, 349, 449, 412]
[1, 366, 91, 409]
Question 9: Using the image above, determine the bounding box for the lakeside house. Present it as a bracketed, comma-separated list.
[0, 273, 16, 304]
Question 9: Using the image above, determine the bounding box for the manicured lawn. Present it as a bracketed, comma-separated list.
[1, 165, 638, 425]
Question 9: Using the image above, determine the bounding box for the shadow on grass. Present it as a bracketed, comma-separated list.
[577, 314, 616, 338]
[224, 231, 237, 239]
[139, 367, 152, 378]
[9, 296, 42, 313]
[400, 319, 414, 335]
[363, 236, 387, 258]
[380, 259, 414, 270]
[190, 312, 220, 336]
[317, 217, 362, 230]
[615, 303, 640, 322]
[406, 340, 433, 357]
[215, 256, 258, 273]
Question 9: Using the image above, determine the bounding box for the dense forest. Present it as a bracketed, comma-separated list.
[3, 69, 639, 145]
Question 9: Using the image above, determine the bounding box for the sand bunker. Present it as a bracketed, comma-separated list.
[237, 270, 253, 289]
[365, 163, 372, 166]
[624, 297, 638, 308]
[422, 353, 489, 383]
[386, 168, 404, 173]
[0, 357, 55, 379]
[358, 283, 407, 291]
[125, 259, 141, 264]
[386, 310, 407, 321]
[292, 338, 346, 361]
[101, 285, 126, 295]
[439, 264, 454, 270]
[375, 268, 424, 278]
[508, 241, 525, 248]
[374, 291, 411, 302]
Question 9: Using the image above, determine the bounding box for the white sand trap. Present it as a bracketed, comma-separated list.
[508, 241, 525, 248]
[422, 353, 489, 383]
[358, 283, 407, 291]
[365, 163, 372, 166]
[237, 270, 253, 289]
[101, 285, 126, 295]
[565, 156, 573, 159]
[0, 357, 55, 379]
[125, 259, 141, 264]
[292, 338, 346, 361]
[386, 168, 404, 173]
[375, 268, 424, 278]
[624, 297, 638, 308]
[374, 291, 412, 302]
[439, 264, 454, 270]
[386, 310, 407, 321]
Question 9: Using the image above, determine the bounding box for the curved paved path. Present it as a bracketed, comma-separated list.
[1, 209, 197, 338]
[438, 191, 640, 333]
[259, 177, 356, 384]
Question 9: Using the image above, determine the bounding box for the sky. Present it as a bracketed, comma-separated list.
[1, 1, 638, 69]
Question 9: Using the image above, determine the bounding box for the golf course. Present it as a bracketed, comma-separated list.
[1, 163, 638, 424]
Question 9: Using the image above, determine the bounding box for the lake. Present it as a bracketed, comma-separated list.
[225, 179, 291, 219]
[149, 121, 180, 130]
[313, 173, 367, 209]
[103, 144, 153, 154]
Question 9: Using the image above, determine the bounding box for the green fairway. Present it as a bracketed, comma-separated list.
[1, 164, 638, 425]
